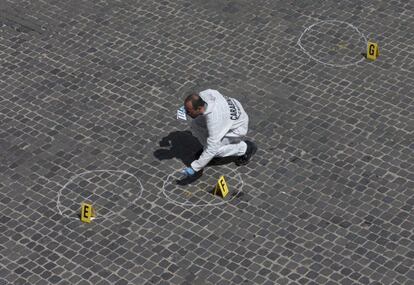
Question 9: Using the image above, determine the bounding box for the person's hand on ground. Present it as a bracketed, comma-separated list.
[182, 167, 195, 177]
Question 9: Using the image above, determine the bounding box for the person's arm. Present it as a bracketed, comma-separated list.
[190, 115, 229, 172]
[190, 134, 221, 172]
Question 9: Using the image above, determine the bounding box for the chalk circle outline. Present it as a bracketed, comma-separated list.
[162, 169, 244, 207]
[297, 20, 368, 67]
[56, 170, 143, 220]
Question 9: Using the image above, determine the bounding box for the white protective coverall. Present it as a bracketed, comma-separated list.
[190, 89, 249, 172]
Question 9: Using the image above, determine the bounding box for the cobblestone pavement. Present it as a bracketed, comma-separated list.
[1, 0, 413, 284]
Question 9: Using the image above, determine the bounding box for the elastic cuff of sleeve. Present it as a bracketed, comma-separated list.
[190, 162, 201, 173]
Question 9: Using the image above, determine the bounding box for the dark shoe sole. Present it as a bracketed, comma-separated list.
[235, 141, 257, 166]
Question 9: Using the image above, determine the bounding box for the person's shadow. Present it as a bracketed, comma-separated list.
[154, 131, 201, 165]
[153, 131, 237, 185]
[153, 131, 202, 185]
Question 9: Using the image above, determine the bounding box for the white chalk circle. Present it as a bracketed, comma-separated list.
[162, 165, 244, 207]
[57, 170, 143, 220]
[297, 20, 368, 67]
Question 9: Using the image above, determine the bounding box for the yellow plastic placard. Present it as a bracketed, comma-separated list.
[80, 203, 95, 223]
[213, 176, 229, 198]
[367, 41, 379, 60]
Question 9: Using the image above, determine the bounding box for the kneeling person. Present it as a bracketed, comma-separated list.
[182, 89, 257, 177]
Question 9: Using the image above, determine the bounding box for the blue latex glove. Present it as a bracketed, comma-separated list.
[182, 167, 195, 177]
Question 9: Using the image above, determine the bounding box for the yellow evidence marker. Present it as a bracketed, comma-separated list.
[213, 176, 229, 198]
[80, 202, 96, 223]
[367, 41, 379, 60]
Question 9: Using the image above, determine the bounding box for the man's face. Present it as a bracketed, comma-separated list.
[184, 102, 203, 119]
